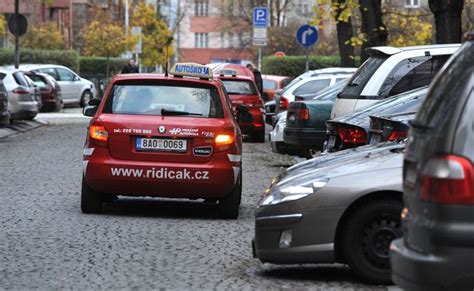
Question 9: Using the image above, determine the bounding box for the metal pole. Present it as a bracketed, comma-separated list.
[305, 47, 309, 72]
[258, 47, 262, 71]
[14, 0, 19, 69]
[125, 0, 129, 36]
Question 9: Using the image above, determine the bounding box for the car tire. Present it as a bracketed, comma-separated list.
[253, 129, 265, 143]
[81, 177, 103, 214]
[341, 198, 403, 284]
[218, 172, 241, 219]
[80, 90, 92, 108]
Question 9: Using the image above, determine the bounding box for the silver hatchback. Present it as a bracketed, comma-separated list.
[0, 67, 38, 120]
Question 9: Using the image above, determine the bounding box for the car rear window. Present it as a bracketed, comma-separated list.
[222, 80, 257, 95]
[103, 83, 224, 118]
[293, 79, 331, 96]
[263, 79, 277, 90]
[338, 54, 388, 99]
[13, 72, 30, 87]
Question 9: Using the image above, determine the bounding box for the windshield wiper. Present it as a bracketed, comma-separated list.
[161, 109, 203, 116]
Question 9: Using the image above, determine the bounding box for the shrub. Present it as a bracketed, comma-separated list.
[79, 57, 127, 78]
[0, 48, 79, 71]
[262, 55, 359, 77]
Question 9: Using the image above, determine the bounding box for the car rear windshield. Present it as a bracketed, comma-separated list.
[263, 79, 277, 90]
[338, 55, 388, 99]
[222, 80, 257, 95]
[103, 83, 224, 118]
[13, 72, 30, 87]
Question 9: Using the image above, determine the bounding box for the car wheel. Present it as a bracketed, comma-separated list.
[218, 171, 241, 219]
[253, 129, 265, 143]
[80, 90, 92, 107]
[271, 141, 287, 154]
[81, 177, 103, 214]
[341, 198, 403, 284]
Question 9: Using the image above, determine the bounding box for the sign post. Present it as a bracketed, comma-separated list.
[131, 26, 142, 72]
[8, 0, 28, 69]
[252, 7, 268, 70]
[296, 24, 319, 72]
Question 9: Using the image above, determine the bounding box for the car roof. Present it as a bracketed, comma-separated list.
[262, 75, 290, 81]
[298, 67, 357, 78]
[367, 43, 461, 56]
[18, 64, 69, 70]
[111, 73, 222, 86]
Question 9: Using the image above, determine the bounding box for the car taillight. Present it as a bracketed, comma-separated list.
[295, 108, 309, 121]
[388, 130, 407, 141]
[337, 126, 367, 144]
[279, 97, 289, 110]
[12, 88, 30, 94]
[88, 120, 108, 148]
[421, 155, 474, 205]
[215, 127, 235, 152]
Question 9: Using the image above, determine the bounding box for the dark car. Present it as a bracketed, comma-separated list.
[24, 71, 63, 112]
[368, 112, 415, 144]
[0, 75, 10, 127]
[283, 80, 347, 156]
[390, 32, 474, 290]
[325, 86, 428, 152]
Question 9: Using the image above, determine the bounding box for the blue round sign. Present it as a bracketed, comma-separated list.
[296, 25, 319, 47]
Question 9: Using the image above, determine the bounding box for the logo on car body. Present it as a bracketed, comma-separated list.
[193, 146, 213, 157]
[158, 126, 166, 134]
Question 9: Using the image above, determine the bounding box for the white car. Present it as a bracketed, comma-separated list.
[274, 67, 357, 115]
[269, 111, 287, 154]
[331, 44, 460, 119]
[19, 64, 96, 107]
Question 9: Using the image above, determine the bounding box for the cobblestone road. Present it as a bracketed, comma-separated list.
[0, 113, 390, 290]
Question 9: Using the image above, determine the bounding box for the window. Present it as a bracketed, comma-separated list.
[228, 32, 234, 48]
[195, 0, 209, 16]
[36, 68, 59, 81]
[263, 80, 277, 90]
[56, 68, 76, 82]
[194, 33, 208, 48]
[293, 79, 331, 96]
[221, 80, 257, 95]
[103, 83, 224, 118]
[405, 0, 420, 8]
[13, 72, 30, 87]
[378, 55, 451, 97]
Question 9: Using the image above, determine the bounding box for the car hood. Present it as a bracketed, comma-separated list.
[276, 142, 404, 186]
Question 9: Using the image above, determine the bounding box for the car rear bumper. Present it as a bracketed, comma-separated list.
[10, 109, 37, 120]
[390, 238, 474, 290]
[84, 147, 238, 199]
[283, 127, 326, 149]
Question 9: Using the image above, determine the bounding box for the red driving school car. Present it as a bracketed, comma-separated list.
[213, 68, 265, 142]
[81, 63, 253, 219]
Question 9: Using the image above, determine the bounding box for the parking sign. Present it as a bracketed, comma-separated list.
[253, 7, 268, 27]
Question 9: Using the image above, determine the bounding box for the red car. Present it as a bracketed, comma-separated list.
[262, 74, 292, 101]
[23, 71, 63, 112]
[214, 70, 265, 142]
[81, 63, 251, 218]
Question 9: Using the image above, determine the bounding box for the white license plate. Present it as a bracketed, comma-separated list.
[327, 135, 336, 148]
[136, 137, 187, 152]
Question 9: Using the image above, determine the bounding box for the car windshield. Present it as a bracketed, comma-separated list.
[103, 83, 224, 118]
[222, 80, 257, 95]
[338, 54, 388, 99]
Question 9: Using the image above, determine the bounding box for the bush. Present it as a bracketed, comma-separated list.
[79, 57, 127, 78]
[262, 55, 359, 77]
[0, 48, 79, 71]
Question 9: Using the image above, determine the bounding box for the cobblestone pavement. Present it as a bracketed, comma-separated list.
[0, 114, 391, 290]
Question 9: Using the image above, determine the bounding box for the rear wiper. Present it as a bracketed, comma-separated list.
[161, 109, 203, 116]
[347, 82, 359, 87]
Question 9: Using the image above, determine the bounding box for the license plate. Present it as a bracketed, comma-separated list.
[136, 137, 187, 152]
[370, 134, 381, 144]
[327, 135, 336, 148]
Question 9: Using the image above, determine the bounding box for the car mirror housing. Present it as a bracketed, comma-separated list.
[88, 98, 100, 106]
[83, 105, 98, 117]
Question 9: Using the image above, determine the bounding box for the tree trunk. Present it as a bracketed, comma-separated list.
[334, 0, 355, 67]
[359, 0, 387, 62]
[429, 0, 464, 43]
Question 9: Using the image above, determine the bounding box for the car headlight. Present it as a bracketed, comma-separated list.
[258, 177, 329, 206]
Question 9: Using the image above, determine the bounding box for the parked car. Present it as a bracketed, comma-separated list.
[368, 112, 415, 144]
[262, 75, 292, 101]
[326, 86, 428, 152]
[0, 67, 38, 120]
[0, 75, 10, 127]
[274, 67, 356, 115]
[331, 44, 459, 119]
[390, 31, 474, 290]
[23, 74, 42, 111]
[215, 70, 265, 142]
[270, 111, 291, 154]
[23, 71, 63, 112]
[19, 64, 96, 107]
[253, 141, 405, 284]
[283, 80, 347, 156]
[264, 99, 276, 125]
[208, 63, 255, 81]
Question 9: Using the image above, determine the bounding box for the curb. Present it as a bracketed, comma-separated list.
[0, 119, 48, 140]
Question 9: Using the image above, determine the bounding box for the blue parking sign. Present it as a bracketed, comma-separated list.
[253, 7, 268, 27]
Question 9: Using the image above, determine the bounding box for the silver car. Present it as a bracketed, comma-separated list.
[20, 64, 96, 107]
[253, 142, 405, 284]
[0, 67, 38, 120]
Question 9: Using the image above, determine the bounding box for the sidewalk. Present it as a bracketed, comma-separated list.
[0, 119, 48, 140]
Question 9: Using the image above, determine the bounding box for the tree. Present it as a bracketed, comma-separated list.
[359, 0, 387, 61]
[0, 14, 5, 38]
[384, 11, 433, 47]
[131, 2, 174, 68]
[429, 0, 465, 43]
[20, 22, 65, 50]
[81, 9, 133, 79]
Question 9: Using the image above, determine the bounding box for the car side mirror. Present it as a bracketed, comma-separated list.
[88, 98, 100, 106]
[83, 99, 100, 117]
[236, 104, 253, 123]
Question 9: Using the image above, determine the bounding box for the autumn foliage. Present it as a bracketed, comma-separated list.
[20, 22, 65, 50]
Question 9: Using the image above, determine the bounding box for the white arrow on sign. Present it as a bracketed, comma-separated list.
[301, 28, 314, 45]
